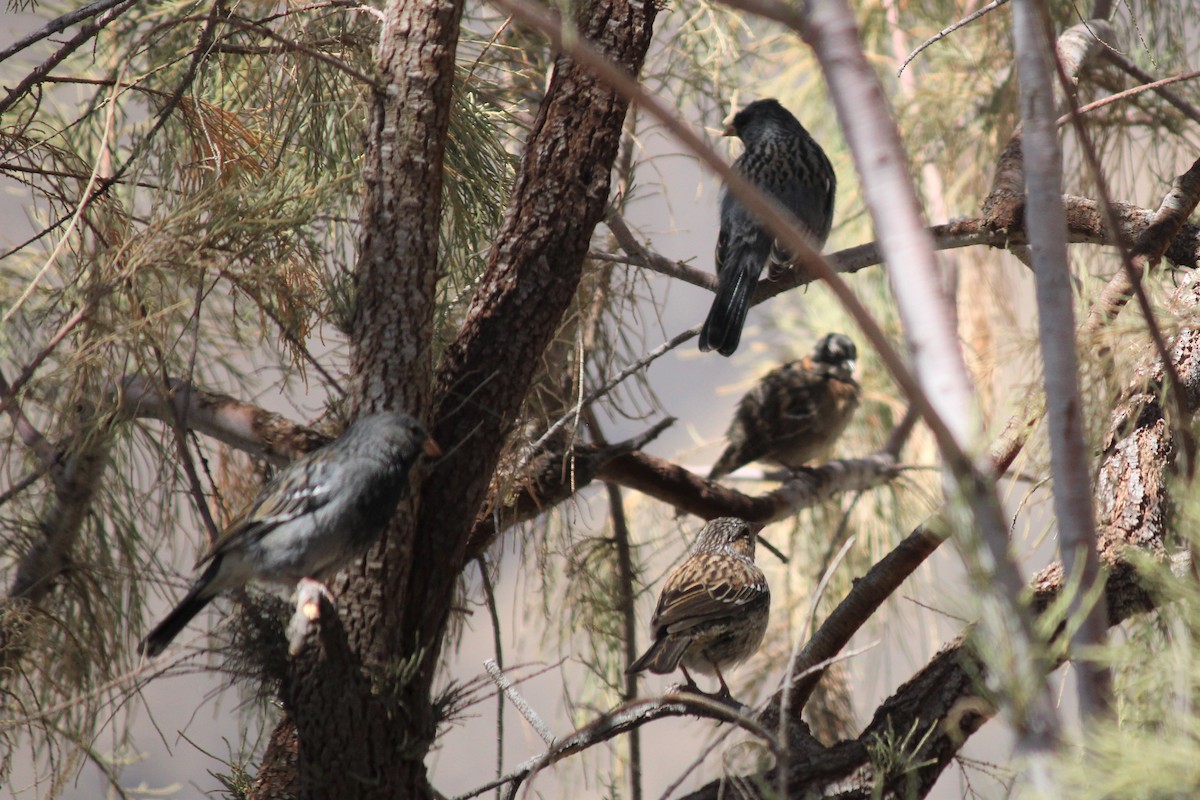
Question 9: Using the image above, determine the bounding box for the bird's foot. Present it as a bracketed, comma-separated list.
[666, 683, 749, 715]
[288, 579, 335, 656]
[714, 693, 750, 715]
[295, 577, 336, 621]
[667, 678, 705, 698]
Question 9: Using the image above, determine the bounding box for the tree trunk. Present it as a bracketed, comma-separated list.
[249, 0, 658, 793]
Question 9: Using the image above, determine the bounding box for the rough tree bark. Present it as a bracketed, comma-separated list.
[248, 0, 658, 793]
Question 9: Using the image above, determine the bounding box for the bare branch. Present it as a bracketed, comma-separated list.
[452, 694, 782, 800]
[606, 196, 1200, 299]
[0, 368, 57, 467]
[605, 211, 713, 289]
[1013, 3, 1109, 716]
[485, 658, 556, 746]
[5, 418, 108, 604]
[117, 376, 328, 466]
[1102, 51, 1200, 127]
[598, 450, 901, 522]
[0, 0, 138, 117]
[1061, 67, 1200, 127]
[0, 0, 133, 64]
[465, 417, 673, 559]
[896, 0, 1011, 78]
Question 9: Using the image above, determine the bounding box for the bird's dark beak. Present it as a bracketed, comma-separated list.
[422, 437, 442, 458]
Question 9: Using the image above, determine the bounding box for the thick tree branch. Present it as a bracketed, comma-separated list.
[1085, 158, 1200, 331]
[598, 451, 901, 523]
[428, 0, 656, 572]
[118, 376, 328, 466]
[464, 417, 674, 560]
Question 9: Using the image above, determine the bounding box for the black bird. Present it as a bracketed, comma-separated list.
[709, 333, 859, 480]
[139, 412, 440, 657]
[699, 99, 836, 357]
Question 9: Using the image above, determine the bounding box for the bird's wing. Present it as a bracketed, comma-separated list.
[765, 361, 827, 426]
[197, 458, 337, 567]
[715, 192, 772, 281]
[650, 553, 768, 637]
[717, 360, 824, 469]
[772, 133, 837, 245]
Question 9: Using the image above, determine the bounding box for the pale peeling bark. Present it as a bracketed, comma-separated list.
[1012, 0, 1109, 715]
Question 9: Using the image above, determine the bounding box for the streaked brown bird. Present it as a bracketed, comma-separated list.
[627, 517, 770, 699]
[708, 332, 860, 481]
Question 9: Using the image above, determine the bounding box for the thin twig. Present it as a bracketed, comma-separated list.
[484, 658, 556, 746]
[0, 0, 138, 117]
[477, 558, 506, 789]
[527, 326, 697, 460]
[0, 0, 132, 64]
[1059, 67, 1200, 126]
[586, 410, 643, 800]
[897, 0, 1012, 77]
[1103, 51, 1200, 127]
[455, 693, 783, 800]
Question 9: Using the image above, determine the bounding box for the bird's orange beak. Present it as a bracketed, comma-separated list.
[422, 437, 442, 458]
[721, 109, 738, 137]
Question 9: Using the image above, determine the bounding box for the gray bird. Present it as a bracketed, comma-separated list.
[628, 518, 770, 700]
[709, 333, 860, 481]
[139, 412, 440, 657]
[700, 98, 837, 357]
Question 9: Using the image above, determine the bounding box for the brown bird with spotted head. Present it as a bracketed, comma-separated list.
[709, 332, 860, 481]
[628, 518, 770, 700]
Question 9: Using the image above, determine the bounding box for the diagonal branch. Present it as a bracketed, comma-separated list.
[464, 417, 674, 560]
[117, 376, 328, 465]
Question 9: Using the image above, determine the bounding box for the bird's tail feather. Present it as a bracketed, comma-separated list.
[707, 447, 739, 481]
[627, 636, 690, 675]
[699, 270, 753, 357]
[139, 561, 222, 658]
